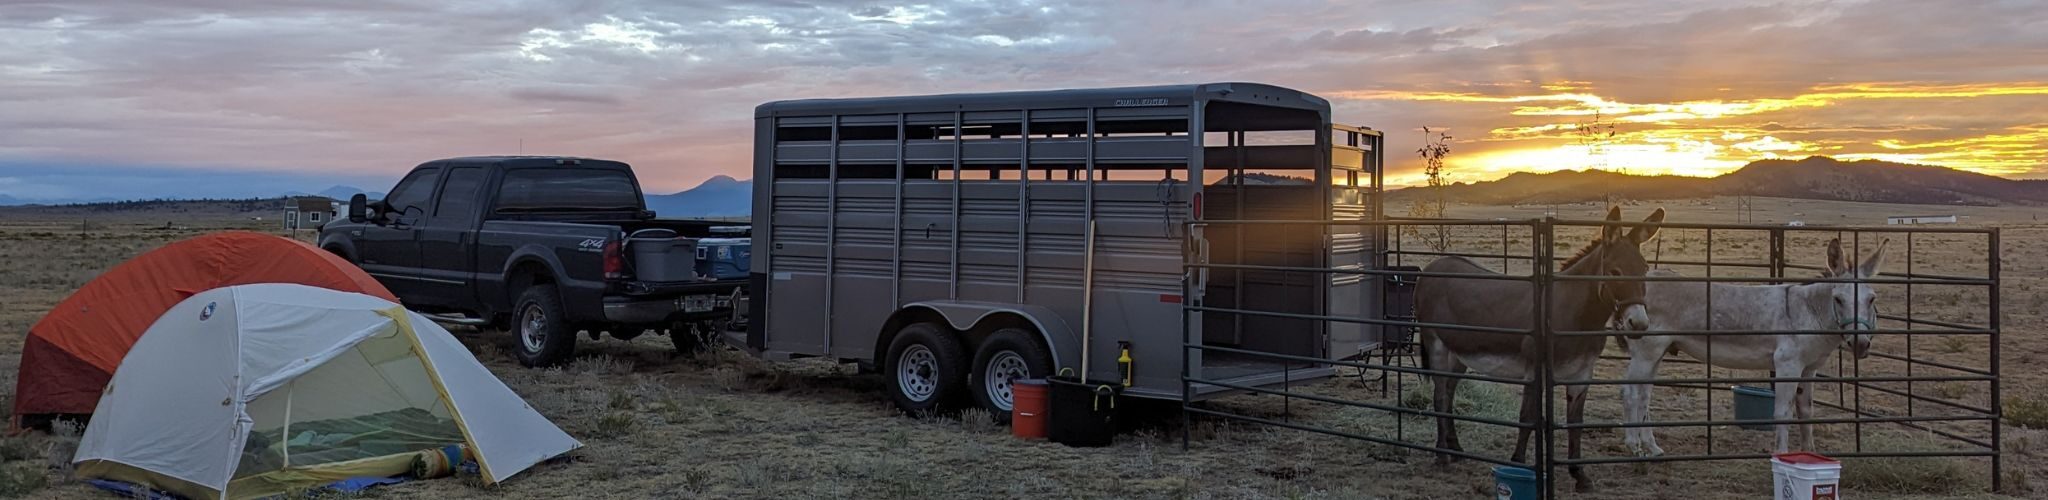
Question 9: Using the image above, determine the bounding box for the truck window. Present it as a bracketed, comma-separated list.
[432, 167, 486, 223]
[383, 167, 442, 215]
[495, 169, 641, 211]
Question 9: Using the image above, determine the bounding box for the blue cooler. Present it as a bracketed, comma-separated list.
[695, 238, 751, 280]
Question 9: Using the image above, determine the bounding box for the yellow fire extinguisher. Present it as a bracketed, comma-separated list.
[1116, 341, 1134, 387]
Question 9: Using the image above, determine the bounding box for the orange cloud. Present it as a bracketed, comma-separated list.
[1341, 82, 2048, 181]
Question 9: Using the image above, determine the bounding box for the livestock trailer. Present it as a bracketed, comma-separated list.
[740, 82, 1387, 417]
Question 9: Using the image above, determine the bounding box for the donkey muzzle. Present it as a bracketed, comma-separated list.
[1615, 303, 1651, 331]
[1850, 336, 1872, 359]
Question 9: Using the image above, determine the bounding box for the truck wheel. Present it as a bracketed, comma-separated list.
[512, 285, 575, 367]
[970, 328, 1054, 423]
[885, 323, 967, 415]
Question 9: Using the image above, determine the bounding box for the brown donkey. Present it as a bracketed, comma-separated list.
[1415, 206, 1663, 491]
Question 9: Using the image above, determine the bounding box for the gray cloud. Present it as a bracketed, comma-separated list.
[0, 0, 2044, 197]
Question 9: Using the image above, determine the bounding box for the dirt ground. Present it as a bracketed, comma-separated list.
[0, 196, 2042, 499]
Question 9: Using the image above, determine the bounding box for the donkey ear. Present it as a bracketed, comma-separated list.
[1628, 208, 1665, 244]
[1826, 238, 1847, 276]
[1858, 238, 1890, 278]
[1602, 206, 1625, 240]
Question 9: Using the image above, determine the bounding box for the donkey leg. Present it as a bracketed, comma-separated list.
[1510, 378, 1541, 464]
[1772, 359, 1802, 452]
[1443, 367, 1470, 454]
[1797, 370, 1819, 451]
[1622, 337, 1670, 457]
[1426, 335, 1463, 465]
[1567, 384, 1592, 492]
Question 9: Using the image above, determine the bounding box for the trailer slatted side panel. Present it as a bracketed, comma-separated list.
[898, 182, 956, 306]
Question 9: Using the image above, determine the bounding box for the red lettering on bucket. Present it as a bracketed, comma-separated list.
[1813, 484, 1836, 500]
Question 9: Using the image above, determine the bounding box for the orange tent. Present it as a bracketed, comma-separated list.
[12, 231, 397, 429]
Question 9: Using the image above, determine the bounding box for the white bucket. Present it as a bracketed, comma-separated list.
[1772, 452, 1842, 500]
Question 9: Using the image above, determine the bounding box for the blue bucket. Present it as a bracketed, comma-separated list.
[1493, 466, 1537, 500]
[1732, 385, 1775, 431]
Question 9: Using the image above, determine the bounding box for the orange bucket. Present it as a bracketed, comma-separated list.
[1012, 378, 1050, 439]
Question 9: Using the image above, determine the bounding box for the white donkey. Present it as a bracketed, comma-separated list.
[1621, 238, 1888, 455]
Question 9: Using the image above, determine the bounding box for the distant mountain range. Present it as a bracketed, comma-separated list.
[282, 185, 385, 201]
[6, 156, 2036, 212]
[1390, 156, 2048, 206]
[646, 175, 751, 218]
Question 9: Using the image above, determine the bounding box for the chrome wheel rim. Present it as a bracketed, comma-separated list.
[984, 351, 1029, 411]
[520, 304, 547, 353]
[897, 345, 939, 402]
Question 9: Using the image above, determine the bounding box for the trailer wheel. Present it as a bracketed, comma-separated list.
[885, 323, 967, 415]
[970, 328, 1054, 423]
[511, 285, 575, 367]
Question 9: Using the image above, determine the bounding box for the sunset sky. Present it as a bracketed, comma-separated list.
[2, 0, 2045, 200]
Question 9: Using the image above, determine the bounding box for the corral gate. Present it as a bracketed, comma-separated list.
[1181, 216, 2003, 498]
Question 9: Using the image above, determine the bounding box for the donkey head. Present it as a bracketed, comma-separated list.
[1593, 206, 1665, 331]
[1822, 238, 1890, 359]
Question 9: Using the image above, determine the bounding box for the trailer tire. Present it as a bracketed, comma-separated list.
[885, 323, 968, 415]
[511, 285, 576, 367]
[970, 328, 1054, 423]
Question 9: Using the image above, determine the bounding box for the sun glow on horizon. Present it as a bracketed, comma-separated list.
[1345, 81, 2048, 184]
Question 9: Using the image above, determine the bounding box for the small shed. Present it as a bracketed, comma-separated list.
[1886, 215, 1957, 225]
[283, 197, 337, 230]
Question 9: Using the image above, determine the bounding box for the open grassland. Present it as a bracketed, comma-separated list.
[0, 197, 2042, 499]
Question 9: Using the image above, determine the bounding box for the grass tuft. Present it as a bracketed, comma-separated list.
[0, 437, 37, 462]
[591, 411, 639, 439]
[2006, 396, 2048, 429]
[1841, 431, 1984, 495]
[607, 387, 637, 410]
[711, 367, 747, 392]
[0, 463, 47, 498]
[959, 409, 998, 434]
[570, 355, 633, 376]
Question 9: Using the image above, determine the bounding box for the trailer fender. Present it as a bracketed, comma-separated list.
[881, 301, 1078, 371]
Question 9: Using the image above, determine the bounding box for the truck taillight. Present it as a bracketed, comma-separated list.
[603, 239, 625, 279]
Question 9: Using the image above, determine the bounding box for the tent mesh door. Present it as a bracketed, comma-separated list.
[235, 329, 464, 479]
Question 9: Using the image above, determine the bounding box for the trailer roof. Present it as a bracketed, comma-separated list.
[755, 82, 1331, 118]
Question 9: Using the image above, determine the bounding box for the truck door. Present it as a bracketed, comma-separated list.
[357, 165, 441, 298]
[413, 166, 487, 309]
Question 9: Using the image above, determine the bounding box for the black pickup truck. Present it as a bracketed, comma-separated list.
[318, 156, 747, 366]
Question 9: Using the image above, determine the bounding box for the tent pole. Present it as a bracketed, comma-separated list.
[282, 380, 294, 468]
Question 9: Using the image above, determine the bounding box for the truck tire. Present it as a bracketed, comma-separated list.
[885, 323, 968, 415]
[511, 285, 575, 367]
[970, 328, 1054, 423]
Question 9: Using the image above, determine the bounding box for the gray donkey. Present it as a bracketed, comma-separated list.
[1620, 238, 1889, 456]
[1417, 206, 1664, 491]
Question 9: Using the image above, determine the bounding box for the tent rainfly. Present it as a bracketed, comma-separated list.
[73, 284, 579, 500]
[13, 231, 396, 429]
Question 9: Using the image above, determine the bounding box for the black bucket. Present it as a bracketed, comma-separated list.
[1047, 376, 1121, 447]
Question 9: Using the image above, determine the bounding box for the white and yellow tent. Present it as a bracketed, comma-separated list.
[73, 284, 580, 500]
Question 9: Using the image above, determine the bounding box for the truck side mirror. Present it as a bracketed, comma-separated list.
[348, 194, 369, 223]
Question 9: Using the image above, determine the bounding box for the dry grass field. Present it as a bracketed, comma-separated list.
[0, 196, 2041, 499]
